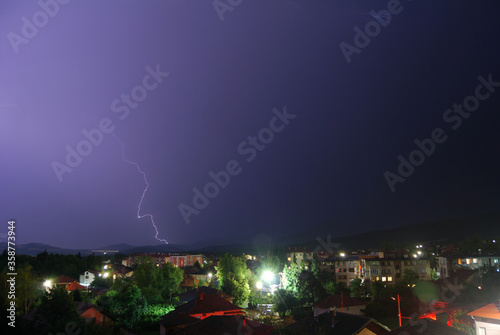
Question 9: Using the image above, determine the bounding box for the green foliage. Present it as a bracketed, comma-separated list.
[16, 265, 43, 315]
[91, 275, 113, 288]
[281, 261, 299, 293]
[132, 257, 183, 304]
[430, 268, 439, 281]
[370, 281, 392, 301]
[349, 278, 366, 298]
[215, 253, 251, 305]
[98, 278, 147, 329]
[272, 289, 300, 318]
[34, 285, 81, 334]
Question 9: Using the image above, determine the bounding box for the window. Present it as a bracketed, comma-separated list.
[466, 259, 471, 265]
[479, 327, 486, 335]
[495, 259, 499, 264]
[388, 277, 393, 282]
[349, 268, 355, 272]
[458, 259, 462, 265]
[382, 277, 387, 282]
[473, 259, 478, 264]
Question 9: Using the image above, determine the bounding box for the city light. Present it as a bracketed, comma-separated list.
[256, 281, 262, 289]
[43, 280, 51, 288]
[103, 272, 109, 278]
[340, 252, 346, 257]
[262, 271, 273, 283]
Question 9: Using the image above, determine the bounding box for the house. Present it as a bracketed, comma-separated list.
[363, 258, 431, 284]
[75, 302, 115, 328]
[177, 286, 234, 305]
[436, 253, 500, 278]
[159, 292, 245, 334]
[52, 275, 78, 289]
[66, 282, 87, 291]
[335, 256, 361, 286]
[385, 318, 468, 334]
[79, 270, 99, 286]
[314, 295, 367, 317]
[468, 302, 500, 335]
[180, 275, 200, 288]
[284, 310, 389, 334]
[286, 246, 314, 268]
[173, 315, 273, 334]
[122, 252, 170, 267]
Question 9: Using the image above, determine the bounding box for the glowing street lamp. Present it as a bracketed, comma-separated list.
[43, 280, 51, 288]
[208, 273, 212, 283]
[262, 271, 273, 284]
[340, 252, 346, 257]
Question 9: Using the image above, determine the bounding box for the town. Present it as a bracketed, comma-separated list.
[1, 236, 499, 334]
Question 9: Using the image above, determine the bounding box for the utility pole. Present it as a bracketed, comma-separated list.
[397, 294, 401, 327]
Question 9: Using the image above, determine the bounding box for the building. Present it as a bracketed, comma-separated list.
[284, 310, 389, 334]
[468, 302, 500, 335]
[286, 246, 314, 268]
[171, 315, 273, 334]
[159, 292, 245, 334]
[313, 295, 367, 317]
[385, 319, 467, 334]
[335, 256, 361, 286]
[437, 255, 500, 277]
[122, 253, 204, 268]
[79, 270, 99, 286]
[363, 258, 431, 284]
[121, 252, 170, 267]
[76, 302, 115, 328]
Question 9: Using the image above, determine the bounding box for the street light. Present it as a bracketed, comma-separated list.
[262, 271, 273, 284]
[43, 280, 51, 288]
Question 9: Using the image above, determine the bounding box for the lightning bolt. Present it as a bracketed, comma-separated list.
[113, 134, 168, 245]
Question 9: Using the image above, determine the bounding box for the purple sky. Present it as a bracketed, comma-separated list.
[1, 1, 500, 249]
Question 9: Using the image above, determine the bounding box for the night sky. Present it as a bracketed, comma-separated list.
[1, 1, 499, 249]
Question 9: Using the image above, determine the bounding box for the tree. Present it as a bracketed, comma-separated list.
[281, 258, 299, 293]
[215, 253, 250, 305]
[349, 278, 366, 298]
[272, 289, 300, 318]
[401, 269, 420, 286]
[34, 285, 81, 334]
[98, 278, 147, 329]
[16, 265, 42, 315]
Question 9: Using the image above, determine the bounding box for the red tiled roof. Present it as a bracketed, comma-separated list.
[468, 303, 500, 320]
[314, 295, 366, 309]
[189, 293, 243, 315]
[66, 282, 87, 291]
[53, 276, 77, 284]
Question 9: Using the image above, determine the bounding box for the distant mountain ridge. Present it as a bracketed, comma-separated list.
[3, 212, 499, 256]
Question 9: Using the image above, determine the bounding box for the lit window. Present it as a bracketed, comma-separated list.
[494, 259, 499, 264]
[466, 259, 471, 265]
[382, 277, 387, 282]
[388, 277, 393, 282]
[473, 259, 478, 264]
[458, 259, 462, 265]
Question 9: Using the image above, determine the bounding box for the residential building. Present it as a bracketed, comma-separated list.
[468, 302, 500, 335]
[385, 319, 467, 334]
[335, 256, 361, 286]
[363, 258, 431, 283]
[286, 246, 314, 268]
[121, 252, 169, 267]
[313, 295, 367, 317]
[171, 315, 273, 334]
[76, 302, 115, 328]
[79, 270, 99, 286]
[284, 310, 389, 334]
[159, 292, 245, 334]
